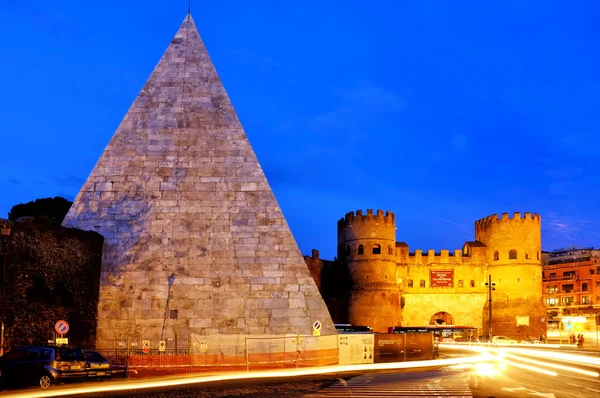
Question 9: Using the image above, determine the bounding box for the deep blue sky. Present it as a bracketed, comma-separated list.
[1, 1, 599, 259]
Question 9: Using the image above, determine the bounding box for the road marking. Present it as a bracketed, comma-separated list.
[502, 387, 530, 392]
[306, 372, 472, 397]
[585, 388, 600, 393]
[567, 382, 581, 387]
[501, 387, 555, 398]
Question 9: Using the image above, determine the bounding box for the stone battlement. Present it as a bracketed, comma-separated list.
[475, 212, 541, 229]
[337, 209, 395, 232]
[408, 249, 463, 257]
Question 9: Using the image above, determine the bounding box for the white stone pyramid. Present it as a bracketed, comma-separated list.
[62, 15, 335, 346]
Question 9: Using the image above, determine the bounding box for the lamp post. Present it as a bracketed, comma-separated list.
[160, 273, 176, 342]
[485, 275, 495, 342]
[1, 222, 12, 356]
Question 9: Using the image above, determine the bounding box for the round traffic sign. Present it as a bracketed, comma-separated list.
[55, 320, 69, 335]
[313, 321, 322, 330]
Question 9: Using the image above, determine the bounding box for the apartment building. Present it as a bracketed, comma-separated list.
[542, 247, 600, 331]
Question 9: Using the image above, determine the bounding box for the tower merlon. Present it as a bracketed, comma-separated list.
[475, 212, 541, 228]
[338, 209, 395, 232]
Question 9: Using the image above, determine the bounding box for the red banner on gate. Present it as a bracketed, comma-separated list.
[430, 270, 453, 287]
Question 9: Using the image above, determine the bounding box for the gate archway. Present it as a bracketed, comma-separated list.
[429, 311, 454, 325]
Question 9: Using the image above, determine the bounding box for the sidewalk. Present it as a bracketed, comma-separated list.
[547, 330, 600, 352]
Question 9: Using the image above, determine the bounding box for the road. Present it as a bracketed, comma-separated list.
[1, 345, 599, 397]
[443, 345, 600, 398]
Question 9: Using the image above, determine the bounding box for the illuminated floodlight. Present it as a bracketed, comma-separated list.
[561, 316, 587, 323]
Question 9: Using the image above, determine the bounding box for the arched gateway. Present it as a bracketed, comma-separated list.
[429, 311, 454, 325]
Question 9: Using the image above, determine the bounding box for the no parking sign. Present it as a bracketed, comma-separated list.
[313, 320, 322, 336]
[55, 320, 69, 335]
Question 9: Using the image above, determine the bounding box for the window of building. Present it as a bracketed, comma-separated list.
[470, 280, 475, 288]
[493, 251, 499, 261]
[525, 252, 530, 259]
[420, 280, 426, 288]
[546, 297, 559, 306]
[590, 268, 595, 275]
[596, 281, 600, 289]
[458, 280, 464, 288]
[563, 271, 576, 279]
[408, 279, 413, 288]
[372, 244, 381, 255]
[582, 296, 591, 305]
[562, 297, 574, 305]
[358, 245, 364, 255]
[509, 249, 517, 259]
[366, 274, 369, 280]
[546, 285, 558, 293]
[582, 283, 589, 292]
[562, 284, 574, 293]
[169, 309, 178, 319]
[550, 273, 556, 279]
[388, 246, 393, 255]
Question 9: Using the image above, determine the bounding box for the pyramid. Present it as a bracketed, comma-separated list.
[62, 15, 335, 346]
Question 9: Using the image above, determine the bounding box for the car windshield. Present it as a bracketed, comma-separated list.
[56, 348, 85, 361]
[84, 351, 107, 362]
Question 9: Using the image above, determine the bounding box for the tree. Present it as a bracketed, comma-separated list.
[8, 197, 73, 225]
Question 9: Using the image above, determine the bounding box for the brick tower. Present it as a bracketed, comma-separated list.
[475, 212, 546, 339]
[62, 14, 335, 346]
[337, 209, 400, 332]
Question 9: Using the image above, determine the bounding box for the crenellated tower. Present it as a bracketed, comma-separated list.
[475, 212, 545, 338]
[337, 209, 400, 332]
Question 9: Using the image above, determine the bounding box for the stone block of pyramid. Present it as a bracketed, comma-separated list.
[62, 15, 335, 345]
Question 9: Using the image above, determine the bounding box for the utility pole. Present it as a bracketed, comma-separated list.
[485, 275, 495, 342]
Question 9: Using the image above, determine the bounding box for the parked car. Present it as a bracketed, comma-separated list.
[0, 346, 88, 389]
[83, 350, 130, 379]
[83, 350, 112, 379]
[491, 335, 518, 345]
[520, 337, 542, 344]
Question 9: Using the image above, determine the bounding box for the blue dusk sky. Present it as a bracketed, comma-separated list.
[1, 1, 599, 259]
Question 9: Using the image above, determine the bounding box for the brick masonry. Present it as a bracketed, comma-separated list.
[62, 15, 335, 346]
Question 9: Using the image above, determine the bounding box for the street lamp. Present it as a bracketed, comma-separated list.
[0, 222, 12, 356]
[485, 275, 496, 342]
[160, 273, 176, 342]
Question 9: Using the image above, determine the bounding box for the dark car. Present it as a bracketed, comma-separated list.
[83, 350, 130, 379]
[83, 350, 112, 378]
[0, 346, 88, 389]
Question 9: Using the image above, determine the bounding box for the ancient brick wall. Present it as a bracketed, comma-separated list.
[304, 250, 350, 324]
[0, 218, 103, 349]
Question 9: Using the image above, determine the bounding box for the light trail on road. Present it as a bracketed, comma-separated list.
[1, 355, 490, 398]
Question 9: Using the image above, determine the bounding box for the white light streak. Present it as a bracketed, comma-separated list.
[499, 359, 558, 377]
[502, 353, 599, 378]
[1, 355, 490, 398]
